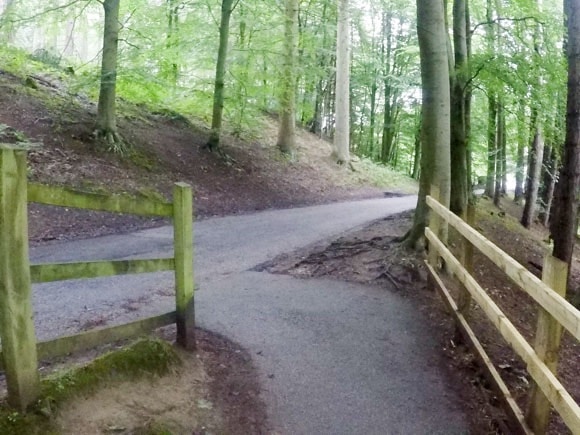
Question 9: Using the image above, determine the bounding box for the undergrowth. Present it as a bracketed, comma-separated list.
[0, 339, 181, 435]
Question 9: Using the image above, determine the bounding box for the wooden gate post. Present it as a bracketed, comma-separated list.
[173, 182, 195, 350]
[525, 254, 568, 434]
[0, 145, 40, 409]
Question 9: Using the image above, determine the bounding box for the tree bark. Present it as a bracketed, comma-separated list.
[206, 0, 234, 153]
[521, 125, 545, 228]
[550, 0, 580, 268]
[514, 101, 527, 203]
[404, 0, 451, 249]
[484, 95, 497, 197]
[277, 0, 299, 155]
[494, 100, 504, 207]
[95, 0, 121, 146]
[450, 0, 469, 216]
[332, 0, 350, 164]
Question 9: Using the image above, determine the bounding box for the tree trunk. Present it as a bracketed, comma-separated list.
[404, 0, 451, 249]
[95, 0, 121, 146]
[521, 125, 545, 228]
[540, 147, 557, 226]
[277, 0, 299, 155]
[411, 114, 421, 180]
[484, 96, 497, 197]
[332, 0, 350, 164]
[450, 0, 469, 216]
[206, 0, 234, 153]
[514, 101, 527, 203]
[493, 100, 504, 207]
[550, 0, 580, 269]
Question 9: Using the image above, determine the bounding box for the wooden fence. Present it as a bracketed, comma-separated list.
[0, 144, 194, 409]
[425, 189, 580, 435]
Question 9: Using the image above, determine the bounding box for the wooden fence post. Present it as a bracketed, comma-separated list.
[0, 145, 40, 409]
[525, 254, 568, 434]
[427, 185, 441, 292]
[456, 203, 475, 336]
[173, 182, 195, 350]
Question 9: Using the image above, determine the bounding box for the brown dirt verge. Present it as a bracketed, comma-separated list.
[51, 328, 270, 435]
[262, 197, 580, 435]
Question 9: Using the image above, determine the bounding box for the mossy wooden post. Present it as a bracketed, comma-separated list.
[525, 255, 568, 434]
[173, 182, 195, 350]
[0, 145, 40, 409]
[455, 203, 475, 341]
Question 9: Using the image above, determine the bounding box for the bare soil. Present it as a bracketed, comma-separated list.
[55, 329, 269, 435]
[263, 196, 580, 434]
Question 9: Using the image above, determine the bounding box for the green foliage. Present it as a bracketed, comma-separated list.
[0, 339, 180, 435]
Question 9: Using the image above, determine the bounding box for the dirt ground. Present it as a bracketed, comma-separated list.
[263, 196, 580, 434]
[44, 329, 270, 435]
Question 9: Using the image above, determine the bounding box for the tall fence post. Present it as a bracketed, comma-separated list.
[0, 145, 40, 409]
[173, 182, 195, 350]
[525, 254, 568, 434]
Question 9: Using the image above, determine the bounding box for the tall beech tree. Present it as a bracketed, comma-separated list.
[332, 0, 350, 164]
[404, 0, 450, 248]
[521, 1, 546, 228]
[277, 0, 299, 155]
[95, 0, 121, 146]
[450, 0, 469, 215]
[206, 0, 235, 153]
[550, 0, 580, 270]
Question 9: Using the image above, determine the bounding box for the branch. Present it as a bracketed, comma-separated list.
[471, 16, 544, 35]
[6, 0, 93, 24]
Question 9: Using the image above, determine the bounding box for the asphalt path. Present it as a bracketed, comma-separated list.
[30, 196, 468, 434]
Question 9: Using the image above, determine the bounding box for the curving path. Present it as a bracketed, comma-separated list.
[30, 196, 467, 434]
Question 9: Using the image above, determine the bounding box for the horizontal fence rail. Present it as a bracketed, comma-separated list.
[28, 182, 174, 217]
[426, 196, 580, 342]
[30, 258, 175, 283]
[425, 192, 580, 435]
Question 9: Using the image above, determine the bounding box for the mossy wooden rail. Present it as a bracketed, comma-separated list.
[425, 192, 580, 435]
[0, 146, 194, 410]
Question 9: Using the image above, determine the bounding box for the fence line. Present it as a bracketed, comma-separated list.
[0, 145, 195, 409]
[426, 191, 580, 435]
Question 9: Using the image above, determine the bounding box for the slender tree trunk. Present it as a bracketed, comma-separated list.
[450, 0, 469, 215]
[484, 96, 497, 197]
[95, 0, 119, 145]
[539, 147, 557, 226]
[514, 101, 527, 203]
[368, 72, 378, 154]
[404, 0, 451, 249]
[380, 11, 393, 164]
[95, 0, 121, 146]
[550, 0, 580, 268]
[500, 112, 507, 194]
[464, 1, 473, 197]
[277, 0, 299, 155]
[332, 0, 350, 164]
[521, 124, 545, 227]
[494, 100, 504, 206]
[206, 0, 234, 153]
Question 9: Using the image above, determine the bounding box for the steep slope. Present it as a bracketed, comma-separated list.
[0, 69, 416, 244]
